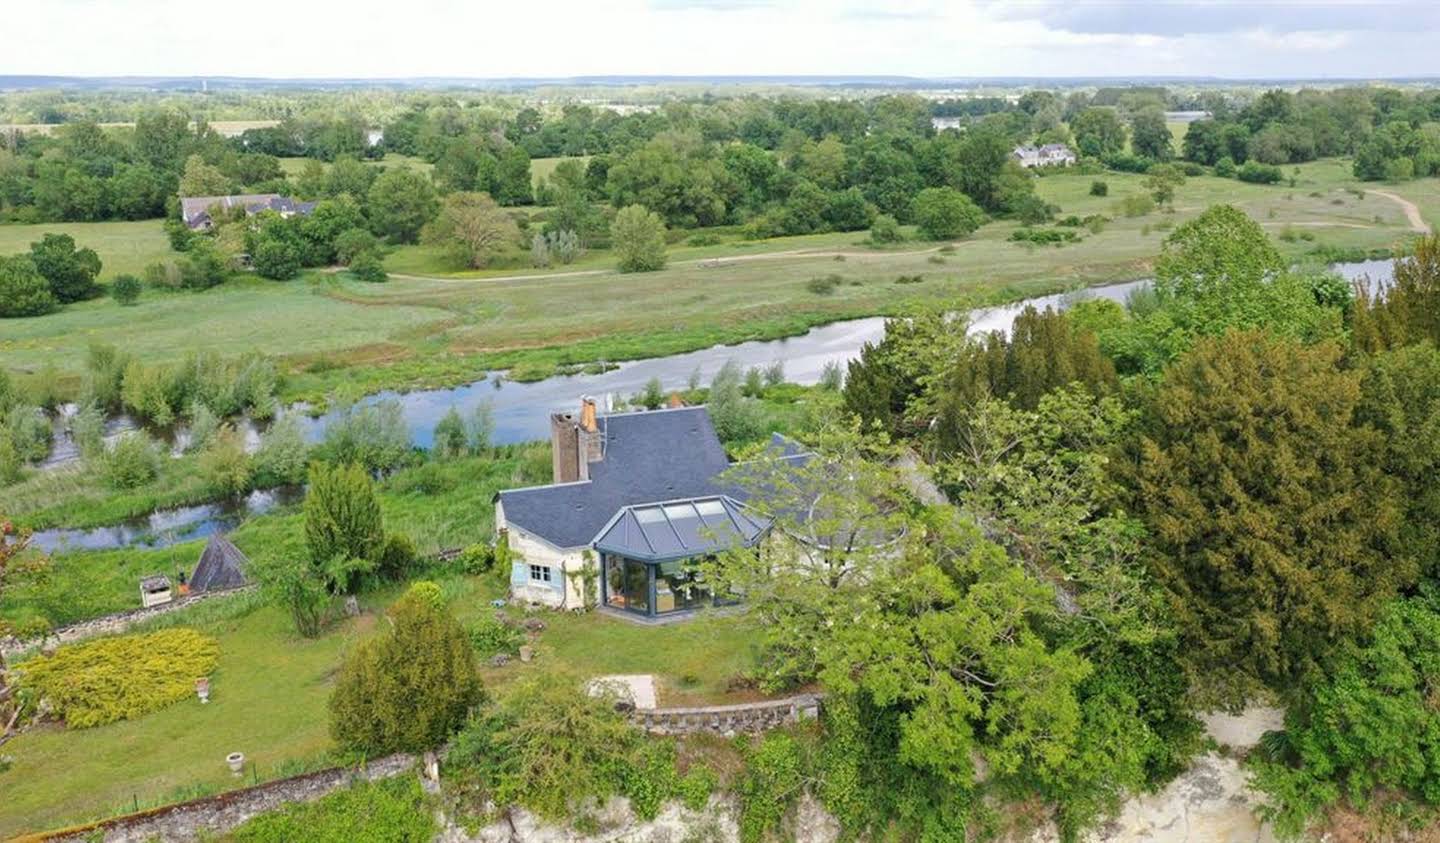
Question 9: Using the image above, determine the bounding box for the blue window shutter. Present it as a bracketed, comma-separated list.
[550, 566, 565, 595]
[510, 561, 528, 587]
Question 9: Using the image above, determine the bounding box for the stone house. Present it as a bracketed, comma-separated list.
[1012, 143, 1077, 168]
[180, 194, 318, 231]
[495, 401, 793, 620]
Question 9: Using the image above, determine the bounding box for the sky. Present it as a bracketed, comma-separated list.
[6, 0, 1439, 80]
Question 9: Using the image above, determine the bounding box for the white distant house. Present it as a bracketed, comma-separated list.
[1012, 144, 1076, 168]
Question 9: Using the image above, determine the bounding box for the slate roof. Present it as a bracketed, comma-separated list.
[593, 496, 769, 561]
[180, 194, 318, 229]
[498, 406, 733, 549]
[191, 533, 250, 592]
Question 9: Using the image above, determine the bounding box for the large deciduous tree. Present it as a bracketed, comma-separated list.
[1123, 330, 1409, 702]
[1130, 110, 1174, 161]
[611, 204, 668, 273]
[29, 233, 102, 303]
[367, 168, 440, 244]
[178, 154, 232, 197]
[910, 187, 985, 240]
[421, 192, 520, 269]
[1071, 108, 1127, 158]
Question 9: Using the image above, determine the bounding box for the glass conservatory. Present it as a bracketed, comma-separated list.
[594, 496, 767, 619]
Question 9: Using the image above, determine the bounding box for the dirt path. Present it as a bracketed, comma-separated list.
[385, 240, 959, 285]
[1366, 189, 1430, 233]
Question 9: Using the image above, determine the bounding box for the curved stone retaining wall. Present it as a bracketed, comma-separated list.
[633, 693, 822, 736]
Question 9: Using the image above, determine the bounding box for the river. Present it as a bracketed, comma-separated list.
[28, 261, 1394, 552]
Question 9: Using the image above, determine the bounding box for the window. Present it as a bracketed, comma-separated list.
[529, 564, 552, 583]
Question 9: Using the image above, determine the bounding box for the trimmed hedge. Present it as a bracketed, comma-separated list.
[17, 628, 219, 728]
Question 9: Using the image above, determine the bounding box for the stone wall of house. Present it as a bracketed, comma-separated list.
[38, 753, 416, 843]
[0, 585, 257, 659]
[632, 693, 822, 736]
[499, 519, 587, 608]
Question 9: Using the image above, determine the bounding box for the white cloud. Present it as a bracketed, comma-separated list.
[0, 0, 1428, 79]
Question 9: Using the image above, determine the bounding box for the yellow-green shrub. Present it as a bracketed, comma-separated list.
[17, 628, 220, 728]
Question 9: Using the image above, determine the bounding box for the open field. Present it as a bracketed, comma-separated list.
[2, 161, 1432, 403]
[0, 219, 175, 279]
[0, 569, 762, 839]
[531, 155, 589, 186]
[276, 152, 432, 179]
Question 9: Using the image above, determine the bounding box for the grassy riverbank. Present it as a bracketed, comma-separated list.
[1, 161, 1427, 407]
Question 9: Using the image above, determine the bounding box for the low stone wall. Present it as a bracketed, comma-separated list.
[29, 753, 416, 843]
[0, 585, 257, 658]
[633, 693, 822, 736]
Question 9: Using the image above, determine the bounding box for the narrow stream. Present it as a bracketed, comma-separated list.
[29, 486, 305, 554]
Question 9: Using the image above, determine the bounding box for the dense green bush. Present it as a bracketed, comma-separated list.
[1238, 160, 1284, 184]
[805, 274, 841, 295]
[100, 431, 161, 489]
[0, 255, 58, 317]
[316, 399, 412, 472]
[16, 628, 219, 728]
[304, 461, 384, 592]
[376, 532, 418, 581]
[1010, 228, 1082, 245]
[349, 251, 388, 282]
[1088, 180, 1108, 197]
[1250, 590, 1440, 837]
[110, 274, 142, 306]
[329, 583, 482, 755]
[869, 213, 903, 244]
[444, 671, 640, 821]
[738, 732, 806, 842]
[910, 187, 985, 240]
[251, 415, 311, 487]
[198, 426, 254, 496]
[468, 616, 523, 657]
[677, 764, 718, 811]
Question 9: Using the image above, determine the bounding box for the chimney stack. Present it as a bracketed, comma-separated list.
[550, 398, 604, 484]
[579, 397, 603, 466]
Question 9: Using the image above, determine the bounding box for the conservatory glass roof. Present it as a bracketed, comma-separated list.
[592, 495, 769, 562]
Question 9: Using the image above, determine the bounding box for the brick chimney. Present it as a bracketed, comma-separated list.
[578, 397, 604, 467]
[550, 397, 604, 483]
[549, 409, 581, 483]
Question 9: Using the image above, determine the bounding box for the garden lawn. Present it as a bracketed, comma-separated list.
[0, 601, 348, 839]
[0, 572, 764, 837]
[445, 574, 763, 706]
[0, 219, 175, 279]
